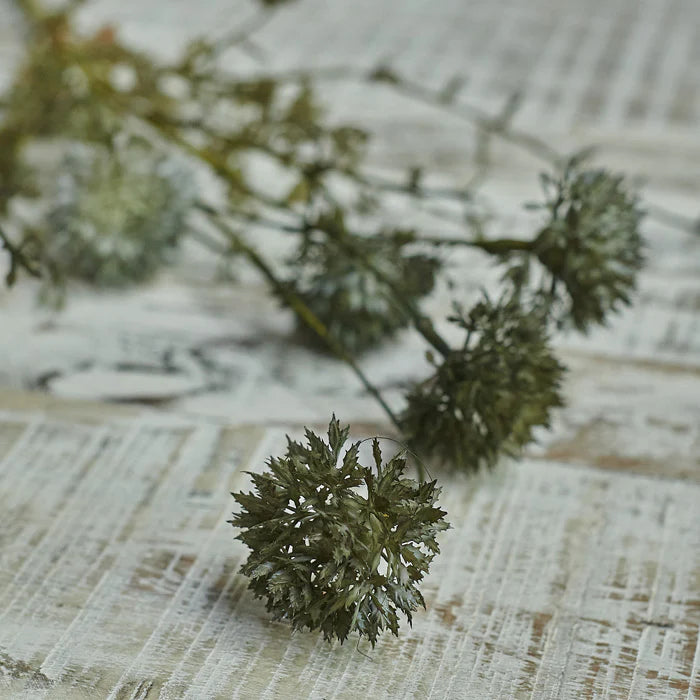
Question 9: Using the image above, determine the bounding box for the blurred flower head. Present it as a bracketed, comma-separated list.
[526, 166, 645, 331]
[291, 220, 440, 353]
[42, 137, 196, 293]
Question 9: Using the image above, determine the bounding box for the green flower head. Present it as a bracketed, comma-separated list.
[291, 217, 440, 353]
[528, 166, 645, 331]
[43, 139, 195, 290]
[231, 417, 449, 646]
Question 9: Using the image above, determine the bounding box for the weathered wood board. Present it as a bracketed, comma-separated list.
[0, 386, 698, 699]
[0, 0, 699, 696]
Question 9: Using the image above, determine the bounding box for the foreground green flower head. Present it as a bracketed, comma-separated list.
[291, 215, 440, 353]
[230, 417, 449, 646]
[531, 166, 645, 331]
[401, 295, 565, 472]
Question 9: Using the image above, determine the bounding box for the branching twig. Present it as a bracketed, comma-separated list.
[0, 225, 41, 285]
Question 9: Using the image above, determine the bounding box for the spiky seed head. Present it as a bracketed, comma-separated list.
[230, 416, 449, 646]
[530, 167, 645, 331]
[400, 294, 565, 472]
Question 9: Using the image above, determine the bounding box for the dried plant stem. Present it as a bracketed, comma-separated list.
[0, 225, 40, 284]
[415, 235, 534, 254]
[195, 202, 403, 434]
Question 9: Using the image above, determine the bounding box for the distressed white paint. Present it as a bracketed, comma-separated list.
[0, 0, 699, 696]
[0, 393, 698, 699]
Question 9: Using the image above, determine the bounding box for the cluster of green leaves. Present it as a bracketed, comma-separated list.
[0, 1, 367, 290]
[290, 210, 440, 353]
[401, 294, 565, 471]
[231, 417, 448, 646]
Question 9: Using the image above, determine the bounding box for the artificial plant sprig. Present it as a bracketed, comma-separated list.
[1, 0, 652, 481]
[230, 416, 449, 646]
[0, 0, 669, 645]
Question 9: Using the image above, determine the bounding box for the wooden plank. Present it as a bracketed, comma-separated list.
[533, 351, 700, 483]
[0, 395, 698, 699]
[0, 1, 698, 696]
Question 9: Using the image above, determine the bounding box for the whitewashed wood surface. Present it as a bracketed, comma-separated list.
[1, 0, 700, 697]
[0, 381, 699, 700]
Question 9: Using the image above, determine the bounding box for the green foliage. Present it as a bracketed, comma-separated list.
[291, 212, 440, 353]
[512, 165, 645, 331]
[4, 16, 168, 145]
[400, 295, 565, 472]
[231, 416, 449, 646]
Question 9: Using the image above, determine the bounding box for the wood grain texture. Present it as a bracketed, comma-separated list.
[0, 0, 699, 696]
[0, 391, 698, 700]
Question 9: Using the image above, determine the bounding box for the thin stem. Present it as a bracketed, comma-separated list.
[195, 202, 402, 432]
[226, 209, 306, 234]
[368, 70, 563, 165]
[336, 166, 474, 201]
[139, 113, 299, 214]
[357, 435, 429, 482]
[209, 8, 274, 58]
[415, 235, 534, 254]
[211, 65, 362, 87]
